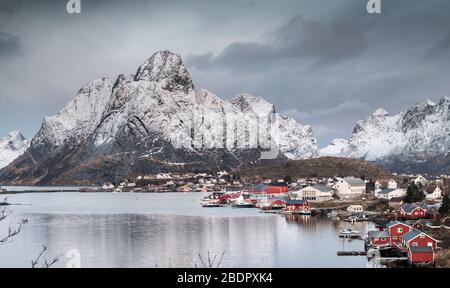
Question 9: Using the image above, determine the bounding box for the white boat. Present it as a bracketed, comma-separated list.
[232, 195, 254, 208]
[201, 199, 222, 208]
[338, 228, 361, 238]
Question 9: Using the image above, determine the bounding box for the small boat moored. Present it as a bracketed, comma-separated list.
[338, 228, 362, 239]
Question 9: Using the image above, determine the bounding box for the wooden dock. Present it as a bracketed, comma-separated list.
[337, 251, 367, 256]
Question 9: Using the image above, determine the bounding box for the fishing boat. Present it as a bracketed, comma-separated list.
[232, 195, 254, 208]
[201, 199, 222, 207]
[338, 228, 361, 238]
[256, 198, 286, 210]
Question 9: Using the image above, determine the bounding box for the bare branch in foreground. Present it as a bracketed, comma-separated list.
[0, 219, 27, 245]
[196, 251, 226, 268]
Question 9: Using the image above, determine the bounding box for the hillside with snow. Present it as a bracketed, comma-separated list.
[321, 97, 450, 175]
[0, 51, 318, 185]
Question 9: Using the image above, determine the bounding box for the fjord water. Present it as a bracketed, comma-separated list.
[0, 192, 373, 268]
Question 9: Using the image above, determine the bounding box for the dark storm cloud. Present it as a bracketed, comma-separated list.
[0, 32, 21, 58]
[187, 15, 368, 71]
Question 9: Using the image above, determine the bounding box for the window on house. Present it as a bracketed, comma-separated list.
[397, 228, 402, 233]
[420, 235, 425, 238]
[412, 242, 418, 246]
[393, 236, 397, 240]
[427, 242, 433, 247]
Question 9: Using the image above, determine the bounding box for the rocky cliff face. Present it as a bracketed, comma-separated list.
[321, 97, 450, 175]
[0, 51, 318, 185]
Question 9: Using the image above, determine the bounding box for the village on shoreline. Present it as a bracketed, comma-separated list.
[100, 171, 450, 268]
[1, 171, 450, 268]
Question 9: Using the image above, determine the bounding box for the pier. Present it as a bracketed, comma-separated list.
[337, 251, 367, 256]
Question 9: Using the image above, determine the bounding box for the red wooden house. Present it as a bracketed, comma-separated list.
[407, 246, 434, 264]
[400, 204, 428, 219]
[284, 200, 311, 215]
[367, 231, 390, 246]
[402, 229, 438, 249]
[385, 221, 413, 243]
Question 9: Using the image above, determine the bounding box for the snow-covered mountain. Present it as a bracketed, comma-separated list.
[0, 131, 30, 169]
[0, 51, 317, 185]
[321, 96, 450, 174]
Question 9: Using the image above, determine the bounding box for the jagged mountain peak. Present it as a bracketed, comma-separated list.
[231, 93, 275, 115]
[0, 131, 30, 169]
[5, 130, 25, 141]
[371, 108, 389, 117]
[134, 50, 193, 91]
[427, 99, 437, 106]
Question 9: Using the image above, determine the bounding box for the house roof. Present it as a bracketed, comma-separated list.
[402, 229, 423, 242]
[402, 203, 428, 213]
[389, 197, 403, 203]
[286, 200, 307, 205]
[343, 177, 365, 186]
[386, 221, 411, 228]
[409, 246, 433, 253]
[379, 188, 396, 195]
[303, 185, 333, 193]
[368, 231, 390, 238]
[403, 229, 438, 243]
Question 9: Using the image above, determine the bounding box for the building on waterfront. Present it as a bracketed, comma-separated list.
[334, 177, 366, 199]
[402, 229, 438, 249]
[377, 188, 406, 200]
[347, 205, 363, 213]
[367, 230, 390, 246]
[385, 221, 413, 243]
[408, 246, 434, 264]
[284, 200, 311, 214]
[295, 185, 333, 202]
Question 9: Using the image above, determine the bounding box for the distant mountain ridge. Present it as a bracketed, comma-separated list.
[321, 96, 450, 175]
[0, 131, 30, 169]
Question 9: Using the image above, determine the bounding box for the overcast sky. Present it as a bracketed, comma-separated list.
[1, 0, 450, 146]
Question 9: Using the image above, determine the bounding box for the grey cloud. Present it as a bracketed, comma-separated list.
[187, 14, 369, 71]
[269, 15, 368, 63]
[0, 32, 21, 58]
[428, 32, 450, 60]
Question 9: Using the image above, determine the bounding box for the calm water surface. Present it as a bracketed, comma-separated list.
[0, 192, 375, 268]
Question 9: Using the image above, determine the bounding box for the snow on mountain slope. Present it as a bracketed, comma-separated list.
[321, 96, 450, 162]
[319, 139, 350, 157]
[89, 51, 317, 160]
[31, 78, 112, 160]
[0, 131, 30, 168]
[0, 50, 318, 185]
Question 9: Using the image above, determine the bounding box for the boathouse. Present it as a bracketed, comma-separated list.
[285, 200, 310, 214]
[367, 231, 390, 246]
[407, 246, 434, 264]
